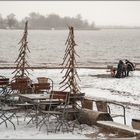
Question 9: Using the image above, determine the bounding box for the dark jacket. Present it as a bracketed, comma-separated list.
[126, 61, 135, 71]
[115, 60, 124, 78]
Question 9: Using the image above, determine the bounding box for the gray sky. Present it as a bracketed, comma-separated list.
[0, 1, 140, 26]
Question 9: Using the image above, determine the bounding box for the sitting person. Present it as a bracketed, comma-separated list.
[115, 60, 124, 78]
[125, 59, 135, 76]
[107, 65, 116, 77]
[111, 67, 116, 77]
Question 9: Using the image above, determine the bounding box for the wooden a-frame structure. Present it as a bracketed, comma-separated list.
[59, 26, 80, 94]
[12, 21, 32, 79]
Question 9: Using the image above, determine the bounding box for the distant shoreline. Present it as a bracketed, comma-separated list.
[0, 28, 100, 31]
[1, 27, 140, 30]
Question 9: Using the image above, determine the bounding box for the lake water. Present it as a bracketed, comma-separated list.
[0, 29, 140, 68]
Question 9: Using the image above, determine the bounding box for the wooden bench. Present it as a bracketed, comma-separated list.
[82, 97, 126, 124]
[97, 121, 140, 138]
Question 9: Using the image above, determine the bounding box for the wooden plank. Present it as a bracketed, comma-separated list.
[97, 121, 140, 138]
[132, 118, 140, 130]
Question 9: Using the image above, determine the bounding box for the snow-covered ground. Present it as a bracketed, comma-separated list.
[0, 69, 140, 139]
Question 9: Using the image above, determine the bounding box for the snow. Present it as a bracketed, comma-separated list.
[0, 68, 140, 139]
[0, 118, 92, 139]
[0, 118, 104, 139]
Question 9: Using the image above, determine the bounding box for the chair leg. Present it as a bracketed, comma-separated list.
[73, 112, 83, 132]
[55, 118, 71, 133]
[39, 116, 49, 134]
[16, 115, 19, 125]
[0, 112, 16, 130]
[0, 114, 8, 128]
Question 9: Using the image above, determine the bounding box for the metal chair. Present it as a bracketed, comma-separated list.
[37, 77, 48, 84]
[10, 77, 33, 94]
[5, 77, 35, 124]
[33, 77, 53, 94]
[0, 98, 21, 130]
[5, 79, 33, 106]
[90, 99, 126, 125]
[0, 76, 10, 105]
[0, 76, 9, 95]
[37, 91, 71, 134]
[55, 92, 84, 132]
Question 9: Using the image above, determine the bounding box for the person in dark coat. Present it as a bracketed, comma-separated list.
[122, 63, 127, 77]
[115, 60, 124, 78]
[125, 59, 135, 76]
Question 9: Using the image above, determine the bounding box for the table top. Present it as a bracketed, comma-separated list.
[1, 106, 20, 111]
[18, 93, 50, 100]
[18, 93, 62, 106]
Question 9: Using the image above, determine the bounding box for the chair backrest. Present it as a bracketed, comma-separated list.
[96, 101, 108, 112]
[11, 82, 29, 90]
[15, 77, 31, 84]
[50, 91, 70, 105]
[34, 83, 50, 93]
[10, 77, 32, 94]
[0, 78, 9, 86]
[36, 77, 53, 92]
[37, 77, 48, 83]
[51, 90, 68, 98]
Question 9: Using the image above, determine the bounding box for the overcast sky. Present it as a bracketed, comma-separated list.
[0, 1, 140, 26]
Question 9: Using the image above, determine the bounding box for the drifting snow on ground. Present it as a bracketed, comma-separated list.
[0, 69, 140, 139]
[0, 117, 94, 139]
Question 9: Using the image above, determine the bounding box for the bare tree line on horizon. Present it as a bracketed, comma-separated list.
[0, 12, 95, 30]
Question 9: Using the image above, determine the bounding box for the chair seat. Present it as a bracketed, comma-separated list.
[111, 114, 124, 118]
[1, 106, 21, 111]
[15, 103, 33, 106]
[65, 108, 79, 113]
[38, 101, 61, 106]
[41, 110, 62, 115]
[56, 106, 79, 113]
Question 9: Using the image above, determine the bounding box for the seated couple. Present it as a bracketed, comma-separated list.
[115, 59, 135, 78]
